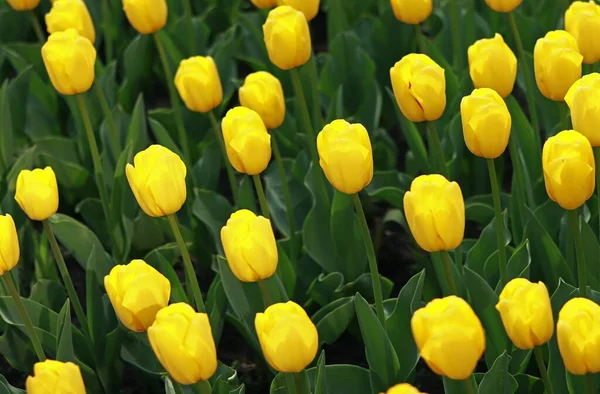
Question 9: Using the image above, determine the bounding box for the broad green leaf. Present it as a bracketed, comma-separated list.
[121, 331, 164, 375]
[206, 275, 227, 345]
[193, 189, 233, 255]
[271, 364, 371, 394]
[466, 212, 511, 281]
[506, 239, 531, 280]
[144, 246, 187, 304]
[308, 271, 393, 307]
[514, 373, 544, 394]
[0, 81, 14, 177]
[29, 280, 66, 313]
[311, 297, 355, 346]
[314, 351, 328, 394]
[443, 375, 478, 394]
[0, 375, 25, 394]
[478, 351, 518, 394]
[55, 300, 75, 362]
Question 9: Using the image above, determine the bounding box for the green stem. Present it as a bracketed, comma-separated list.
[534, 347, 553, 394]
[307, 55, 323, 130]
[560, 102, 570, 130]
[450, 0, 462, 70]
[208, 111, 239, 206]
[428, 121, 448, 178]
[271, 133, 296, 263]
[487, 159, 507, 287]
[2, 273, 45, 361]
[587, 374, 595, 394]
[440, 251, 458, 295]
[171, 379, 185, 394]
[294, 372, 305, 394]
[352, 194, 385, 326]
[258, 279, 272, 308]
[195, 380, 212, 394]
[568, 209, 587, 296]
[183, 0, 196, 56]
[462, 376, 478, 394]
[167, 214, 206, 312]
[595, 148, 600, 280]
[94, 83, 120, 157]
[414, 24, 426, 53]
[286, 373, 298, 394]
[29, 11, 45, 44]
[252, 175, 270, 220]
[454, 247, 463, 274]
[101, 0, 113, 61]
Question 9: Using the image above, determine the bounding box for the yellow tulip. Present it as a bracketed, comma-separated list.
[485, 0, 522, 12]
[534, 30, 583, 101]
[26, 360, 86, 394]
[148, 303, 217, 384]
[221, 106, 272, 175]
[255, 301, 318, 372]
[390, 0, 432, 24]
[542, 130, 595, 210]
[383, 383, 425, 394]
[15, 167, 59, 221]
[122, 0, 167, 35]
[174, 56, 223, 114]
[316, 119, 373, 194]
[126, 145, 187, 217]
[45, 0, 96, 44]
[6, 0, 39, 11]
[565, 73, 600, 147]
[557, 297, 600, 375]
[403, 174, 464, 252]
[239, 71, 285, 129]
[104, 259, 171, 332]
[390, 54, 446, 122]
[263, 5, 312, 70]
[0, 215, 19, 276]
[467, 34, 517, 98]
[220, 209, 278, 282]
[251, 0, 278, 9]
[277, 0, 320, 21]
[411, 296, 485, 380]
[41, 28, 96, 96]
[495, 278, 554, 350]
[460, 88, 512, 159]
[565, 1, 600, 65]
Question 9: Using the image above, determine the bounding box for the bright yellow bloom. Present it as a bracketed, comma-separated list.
[15, 167, 59, 221]
[220, 209, 278, 282]
[126, 145, 187, 217]
[26, 360, 86, 394]
[403, 175, 464, 252]
[411, 296, 485, 380]
[255, 301, 318, 372]
[0, 215, 19, 276]
[174, 56, 223, 114]
[277, 0, 320, 21]
[542, 130, 595, 210]
[239, 71, 285, 129]
[565, 1, 600, 65]
[263, 6, 312, 70]
[122, 0, 167, 34]
[460, 88, 511, 159]
[485, 0, 522, 12]
[383, 383, 425, 394]
[557, 298, 600, 375]
[104, 259, 171, 332]
[390, 0, 432, 24]
[468, 34, 517, 98]
[221, 107, 271, 175]
[251, 0, 277, 9]
[496, 278, 554, 350]
[565, 73, 600, 147]
[316, 119, 373, 194]
[45, 0, 96, 44]
[6, 0, 39, 11]
[534, 30, 583, 101]
[41, 28, 96, 96]
[390, 54, 446, 122]
[148, 303, 217, 384]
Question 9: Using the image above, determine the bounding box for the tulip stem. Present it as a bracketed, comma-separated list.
[587, 374, 595, 394]
[28, 11, 45, 44]
[308, 55, 323, 130]
[568, 209, 587, 296]
[170, 379, 184, 394]
[414, 24, 426, 53]
[461, 376, 478, 394]
[252, 175, 270, 220]
[208, 111, 239, 206]
[487, 159, 507, 287]
[533, 347, 553, 394]
[271, 133, 296, 263]
[2, 273, 45, 362]
[559, 102, 570, 130]
[440, 251, 458, 295]
[427, 121, 448, 178]
[285, 373, 298, 394]
[450, 0, 462, 70]
[101, 0, 113, 61]
[353, 194, 386, 326]
[183, 0, 196, 56]
[167, 214, 206, 313]
[94, 83, 120, 157]
[195, 380, 212, 394]
[258, 280, 272, 308]
[454, 247, 463, 274]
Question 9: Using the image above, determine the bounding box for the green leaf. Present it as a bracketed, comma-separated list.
[311, 297, 355, 346]
[55, 300, 75, 362]
[119, 36, 153, 111]
[580, 218, 600, 290]
[271, 364, 371, 394]
[443, 375, 478, 394]
[193, 189, 233, 255]
[507, 239, 531, 280]
[314, 351, 328, 394]
[121, 331, 164, 375]
[308, 271, 393, 307]
[29, 280, 66, 313]
[206, 275, 227, 345]
[0, 80, 14, 177]
[148, 118, 182, 158]
[514, 374, 544, 394]
[466, 212, 511, 281]
[0, 375, 25, 394]
[478, 351, 518, 394]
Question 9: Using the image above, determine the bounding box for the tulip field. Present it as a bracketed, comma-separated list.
[2, 0, 600, 393]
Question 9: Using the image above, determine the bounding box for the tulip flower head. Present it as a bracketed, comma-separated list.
[0, 215, 19, 276]
[558, 298, 600, 375]
[45, 0, 96, 44]
[175, 56, 223, 114]
[485, 0, 522, 12]
[15, 167, 59, 221]
[26, 360, 86, 394]
[390, 0, 432, 24]
[467, 34, 517, 98]
[565, 1, 600, 65]
[263, 5, 312, 70]
[251, 0, 278, 9]
[122, 0, 167, 34]
[565, 73, 600, 147]
[239, 71, 286, 129]
[277, 0, 320, 21]
[383, 383, 425, 394]
[6, 0, 39, 11]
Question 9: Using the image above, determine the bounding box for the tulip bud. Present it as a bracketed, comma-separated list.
[534, 30, 583, 101]
[0, 215, 19, 276]
[263, 6, 312, 70]
[390, 0, 432, 24]
[557, 297, 600, 375]
[6, 0, 39, 11]
[41, 28, 96, 96]
[565, 1, 600, 65]
[251, 0, 277, 9]
[104, 259, 171, 332]
[221, 107, 271, 175]
[277, 0, 320, 21]
[122, 0, 167, 35]
[460, 88, 511, 159]
[390, 54, 446, 122]
[485, 0, 522, 12]
[403, 174, 464, 252]
[565, 73, 600, 147]
[15, 167, 59, 221]
[542, 130, 595, 210]
[126, 145, 187, 217]
[411, 296, 485, 380]
[174, 56, 223, 114]
[148, 303, 217, 384]
[26, 360, 86, 394]
[467, 34, 517, 98]
[239, 71, 285, 129]
[220, 209, 278, 282]
[45, 0, 96, 44]
[255, 301, 318, 372]
[384, 383, 425, 394]
[316, 119, 373, 194]
[495, 279, 554, 350]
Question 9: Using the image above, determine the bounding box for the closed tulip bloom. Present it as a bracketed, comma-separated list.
[221, 209, 278, 282]
[104, 259, 171, 332]
[122, 0, 167, 34]
[384, 383, 425, 394]
[148, 303, 217, 384]
[403, 175, 465, 252]
[174, 56, 223, 113]
[263, 6, 312, 70]
[390, 54, 446, 122]
[221, 107, 272, 175]
[126, 145, 187, 217]
[41, 28, 96, 96]
[495, 279, 554, 350]
[26, 360, 86, 394]
[316, 119, 373, 194]
[277, 0, 320, 21]
[411, 296, 485, 380]
[565, 1, 600, 65]
[0, 215, 19, 276]
[534, 30, 583, 101]
[468, 34, 517, 98]
[239, 71, 285, 129]
[255, 301, 318, 372]
[460, 88, 511, 159]
[485, 0, 522, 12]
[557, 298, 600, 375]
[15, 167, 59, 221]
[46, 0, 96, 44]
[542, 130, 595, 210]
[251, 0, 277, 9]
[6, 0, 39, 11]
[565, 73, 600, 147]
[390, 0, 432, 24]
